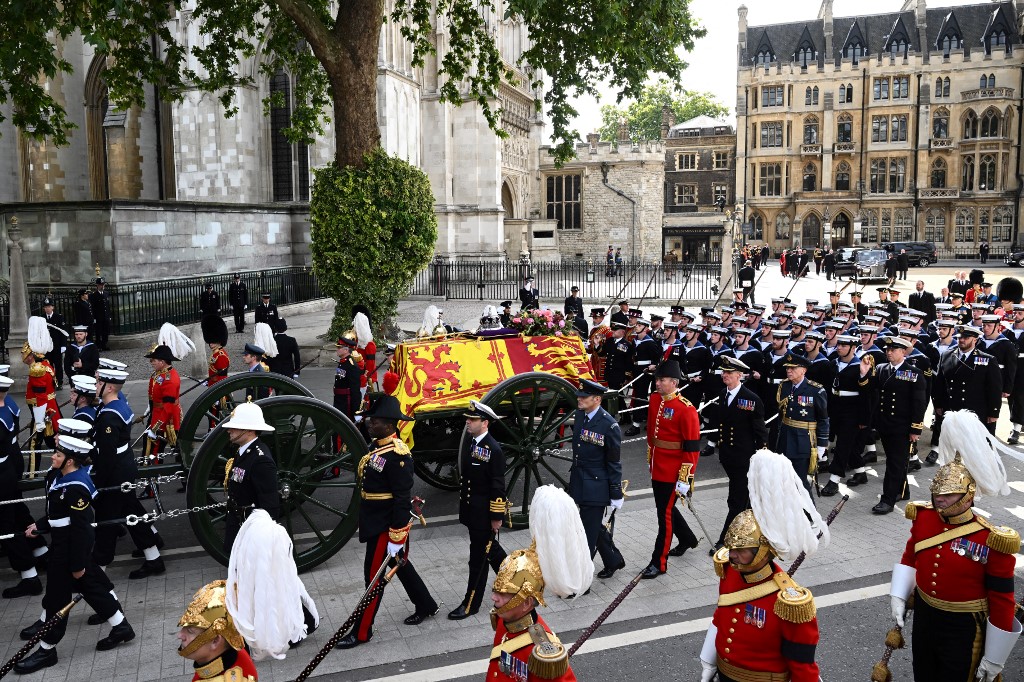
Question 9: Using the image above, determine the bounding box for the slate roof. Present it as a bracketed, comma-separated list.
[742, 1, 1019, 66]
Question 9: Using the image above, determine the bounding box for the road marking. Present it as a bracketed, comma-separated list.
[973, 507, 991, 518]
[1008, 481, 1024, 494]
[1006, 505, 1024, 522]
[355, 582, 891, 682]
[907, 475, 919, 488]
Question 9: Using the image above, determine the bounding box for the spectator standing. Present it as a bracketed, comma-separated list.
[980, 240, 990, 264]
[897, 249, 910, 281]
[908, 280, 936, 324]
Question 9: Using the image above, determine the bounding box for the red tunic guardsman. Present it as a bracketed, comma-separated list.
[353, 309, 377, 394]
[23, 316, 60, 447]
[143, 323, 195, 470]
[642, 359, 701, 578]
[587, 307, 612, 384]
[486, 485, 590, 681]
[699, 449, 826, 682]
[176, 580, 258, 682]
[202, 315, 231, 427]
[886, 410, 1021, 682]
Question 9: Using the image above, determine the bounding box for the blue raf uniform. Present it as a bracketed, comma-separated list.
[569, 379, 625, 577]
[775, 356, 829, 495]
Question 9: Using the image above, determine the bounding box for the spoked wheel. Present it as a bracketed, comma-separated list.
[185, 396, 366, 572]
[411, 415, 463, 491]
[178, 374, 313, 467]
[465, 372, 578, 527]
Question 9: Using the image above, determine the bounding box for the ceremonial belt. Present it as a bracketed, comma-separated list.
[782, 417, 816, 429]
[916, 588, 988, 614]
[769, 378, 786, 384]
[686, 371, 702, 378]
[490, 632, 533, 660]
[116, 444, 129, 454]
[913, 521, 984, 554]
[716, 659, 791, 682]
[717, 580, 781, 606]
[832, 390, 858, 397]
[637, 360, 653, 366]
[653, 439, 701, 451]
[49, 517, 70, 528]
[361, 492, 393, 501]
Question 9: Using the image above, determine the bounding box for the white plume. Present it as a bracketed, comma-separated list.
[156, 322, 196, 360]
[747, 449, 829, 561]
[27, 317, 53, 355]
[936, 410, 1011, 497]
[227, 510, 319, 660]
[418, 305, 443, 337]
[353, 312, 372, 347]
[529, 485, 594, 599]
[254, 323, 279, 358]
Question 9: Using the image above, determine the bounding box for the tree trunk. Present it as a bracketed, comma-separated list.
[325, 1, 383, 169]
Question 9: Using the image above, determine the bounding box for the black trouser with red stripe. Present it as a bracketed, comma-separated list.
[650, 480, 697, 571]
[353, 533, 437, 642]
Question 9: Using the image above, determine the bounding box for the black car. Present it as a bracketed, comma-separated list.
[834, 248, 888, 281]
[1006, 249, 1024, 267]
[882, 241, 938, 266]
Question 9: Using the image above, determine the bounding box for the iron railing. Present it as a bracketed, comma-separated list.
[410, 259, 726, 303]
[20, 267, 323, 336]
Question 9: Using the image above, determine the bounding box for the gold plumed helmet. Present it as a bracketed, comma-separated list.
[723, 509, 775, 572]
[930, 452, 977, 519]
[177, 580, 245, 657]
[342, 329, 363, 363]
[492, 544, 546, 613]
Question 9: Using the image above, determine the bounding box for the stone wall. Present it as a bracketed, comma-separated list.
[0, 200, 310, 284]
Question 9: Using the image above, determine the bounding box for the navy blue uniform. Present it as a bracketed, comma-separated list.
[569, 406, 624, 570]
[827, 358, 873, 480]
[224, 437, 279, 552]
[932, 348, 1003, 434]
[64, 340, 99, 380]
[776, 379, 829, 493]
[868, 362, 927, 505]
[0, 397, 47, 574]
[456, 431, 508, 613]
[711, 386, 768, 544]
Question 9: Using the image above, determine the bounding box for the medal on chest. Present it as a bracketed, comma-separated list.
[499, 650, 528, 681]
[616, 342, 629, 353]
[471, 445, 491, 463]
[663, 407, 675, 419]
[336, 367, 347, 378]
[895, 369, 917, 382]
[580, 429, 606, 446]
[950, 538, 989, 563]
[230, 467, 246, 483]
[744, 604, 767, 629]
[974, 356, 989, 366]
[368, 453, 387, 473]
[736, 398, 754, 411]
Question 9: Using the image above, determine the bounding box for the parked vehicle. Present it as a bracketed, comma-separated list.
[835, 248, 888, 281]
[1005, 249, 1024, 267]
[881, 241, 938, 266]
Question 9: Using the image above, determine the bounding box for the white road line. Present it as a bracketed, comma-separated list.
[907, 474, 919, 488]
[1006, 505, 1024, 522]
[973, 507, 992, 518]
[355, 583, 891, 682]
[1009, 481, 1024, 494]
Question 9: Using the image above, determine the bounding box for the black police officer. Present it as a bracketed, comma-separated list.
[570, 379, 626, 579]
[449, 400, 508, 620]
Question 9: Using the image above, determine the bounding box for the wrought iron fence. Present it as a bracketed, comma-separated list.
[20, 267, 323, 336]
[410, 259, 726, 304]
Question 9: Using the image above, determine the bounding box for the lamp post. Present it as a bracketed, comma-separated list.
[5, 216, 29, 377]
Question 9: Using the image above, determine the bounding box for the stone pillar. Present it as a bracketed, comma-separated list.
[719, 216, 735, 298]
[6, 217, 29, 378]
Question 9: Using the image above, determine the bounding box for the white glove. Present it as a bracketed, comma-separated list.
[675, 480, 690, 497]
[976, 617, 1022, 681]
[244, 305, 248, 310]
[700, 660, 717, 682]
[699, 624, 718, 682]
[609, 497, 623, 511]
[60, 347, 66, 354]
[144, 429, 158, 440]
[32, 406, 46, 432]
[34, 421, 45, 433]
[976, 659, 1002, 682]
[816, 446, 826, 458]
[891, 596, 907, 627]
[387, 542, 404, 557]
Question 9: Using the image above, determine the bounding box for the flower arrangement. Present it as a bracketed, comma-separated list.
[509, 308, 578, 337]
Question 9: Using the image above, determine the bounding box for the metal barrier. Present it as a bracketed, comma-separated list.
[410, 260, 725, 303]
[18, 267, 323, 336]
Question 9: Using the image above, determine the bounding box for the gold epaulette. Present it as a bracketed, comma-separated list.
[526, 624, 569, 680]
[259, 361, 270, 372]
[356, 454, 370, 481]
[977, 516, 1022, 555]
[713, 546, 730, 579]
[807, 379, 823, 389]
[28, 362, 46, 378]
[489, 497, 506, 514]
[905, 501, 932, 521]
[391, 438, 411, 456]
[672, 393, 693, 408]
[772, 573, 816, 623]
[223, 667, 256, 682]
[388, 523, 411, 544]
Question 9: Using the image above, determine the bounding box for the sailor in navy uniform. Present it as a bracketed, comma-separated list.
[761, 328, 793, 447]
[449, 401, 508, 620]
[979, 314, 1016, 411]
[864, 336, 928, 514]
[68, 375, 98, 435]
[91, 369, 164, 579]
[775, 355, 830, 496]
[0, 375, 48, 599]
[925, 320, 961, 464]
[673, 323, 712, 409]
[570, 379, 626, 579]
[799, 330, 834, 390]
[932, 325, 1003, 435]
[220, 403, 280, 553]
[64, 324, 98, 380]
[15, 436, 135, 674]
[822, 335, 873, 494]
[626, 318, 663, 436]
[899, 327, 936, 472]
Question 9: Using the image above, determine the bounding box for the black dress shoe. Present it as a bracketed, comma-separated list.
[925, 450, 939, 466]
[128, 558, 165, 580]
[872, 502, 894, 515]
[3, 577, 43, 599]
[819, 480, 840, 497]
[597, 559, 626, 579]
[20, 620, 44, 641]
[13, 646, 57, 674]
[403, 605, 439, 626]
[908, 459, 922, 472]
[96, 621, 135, 650]
[668, 537, 699, 557]
[448, 604, 478, 620]
[132, 535, 165, 558]
[623, 425, 643, 437]
[88, 612, 107, 626]
[640, 564, 664, 579]
[700, 446, 716, 458]
[335, 631, 371, 649]
[862, 453, 878, 464]
[845, 472, 868, 487]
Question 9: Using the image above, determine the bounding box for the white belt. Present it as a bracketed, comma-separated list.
[686, 371, 702, 378]
[116, 444, 129, 454]
[49, 517, 70, 528]
[1018, 353, 1024, 358]
[636, 361, 652, 366]
[833, 390, 858, 397]
[999, 364, 1006, 369]
[770, 378, 786, 384]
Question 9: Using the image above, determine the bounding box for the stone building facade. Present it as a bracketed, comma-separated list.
[736, 0, 1024, 252]
[0, 1, 544, 282]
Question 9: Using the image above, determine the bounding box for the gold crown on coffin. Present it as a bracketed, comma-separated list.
[177, 580, 245, 654]
[492, 545, 546, 609]
[723, 509, 775, 568]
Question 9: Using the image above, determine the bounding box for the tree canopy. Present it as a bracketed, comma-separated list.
[597, 80, 730, 143]
[0, 0, 707, 166]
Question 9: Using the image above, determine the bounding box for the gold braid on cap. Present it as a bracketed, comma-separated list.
[177, 580, 245, 657]
[930, 452, 977, 519]
[489, 545, 545, 628]
[723, 510, 775, 573]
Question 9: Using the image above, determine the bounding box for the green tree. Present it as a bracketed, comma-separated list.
[598, 80, 729, 142]
[0, 1, 707, 327]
